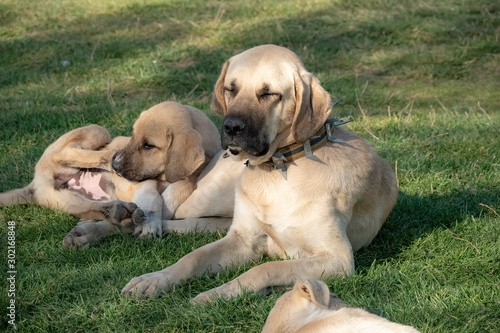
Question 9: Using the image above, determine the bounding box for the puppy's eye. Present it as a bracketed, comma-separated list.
[142, 143, 156, 150]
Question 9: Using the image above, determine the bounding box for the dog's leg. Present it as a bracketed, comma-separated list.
[0, 183, 35, 206]
[49, 125, 115, 171]
[161, 217, 232, 234]
[62, 198, 140, 226]
[129, 180, 164, 238]
[192, 251, 354, 303]
[62, 219, 124, 249]
[51, 148, 114, 171]
[121, 226, 263, 299]
[161, 178, 197, 219]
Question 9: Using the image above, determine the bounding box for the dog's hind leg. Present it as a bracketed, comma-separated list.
[0, 183, 35, 206]
[49, 125, 115, 171]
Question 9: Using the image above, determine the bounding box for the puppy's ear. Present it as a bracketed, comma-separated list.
[291, 70, 331, 143]
[293, 279, 330, 309]
[210, 60, 230, 115]
[163, 128, 205, 183]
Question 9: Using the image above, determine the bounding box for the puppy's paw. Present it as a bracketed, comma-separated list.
[131, 216, 162, 238]
[121, 271, 173, 299]
[132, 209, 145, 224]
[108, 201, 141, 227]
[137, 219, 162, 238]
[62, 222, 100, 249]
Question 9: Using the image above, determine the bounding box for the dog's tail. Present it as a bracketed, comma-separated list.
[0, 183, 35, 206]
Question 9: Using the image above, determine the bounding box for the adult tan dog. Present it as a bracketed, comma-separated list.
[262, 279, 419, 332]
[121, 45, 398, 301]
[1, 101, 241, 247]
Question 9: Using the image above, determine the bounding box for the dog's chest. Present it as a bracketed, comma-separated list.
[240, 168, 327, 258]
[240, 169, 292, 221]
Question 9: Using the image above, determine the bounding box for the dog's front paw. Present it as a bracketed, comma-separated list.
[108, 201, 142, 227]
[135, 218, 162, 238]
[121, 271, 173, 299]
[63, 222, 101, 249]
[191, 282, 240, 304]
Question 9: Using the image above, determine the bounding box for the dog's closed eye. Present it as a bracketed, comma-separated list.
[260, 92, 282, 100]
[142, 142, 156, 150]
[258, 85, 282, 101]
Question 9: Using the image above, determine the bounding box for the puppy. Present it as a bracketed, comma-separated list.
[1, 101, 242, 247]
[0, 124, 143, 228]
[120, 45, 398, 302]
[110, 101, 224, 237]
[262, 279, 419, 333]
[66, 101, 243, 247]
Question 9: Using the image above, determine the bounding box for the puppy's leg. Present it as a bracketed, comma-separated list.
[0, 184, 35, 206]
[62, 220, 123, 249]
[130, 180, 163, 238]
[121, 225, 263, 299]
[63, 198, 140, 226]
[52, 148, 114, 171]
[161, 178, 197, 220]
[50, 125, 115, 170]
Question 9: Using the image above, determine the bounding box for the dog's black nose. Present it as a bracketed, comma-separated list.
[223, 116, 246, 136]
[111, 154, 122, 173]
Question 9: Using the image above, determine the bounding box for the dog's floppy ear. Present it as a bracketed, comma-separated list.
[293, 279, 330, 309]
[210, 60, 230, 115]
[291, 70, 332, 143]
[163, 127, 205, 183]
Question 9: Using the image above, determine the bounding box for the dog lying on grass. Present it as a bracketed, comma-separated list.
[262, 279, 419, 333]
[1, 101, 243, 247]
[120, 45, 398, 301]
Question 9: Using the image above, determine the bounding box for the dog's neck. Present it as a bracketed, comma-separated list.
[244, 117, 351, 179]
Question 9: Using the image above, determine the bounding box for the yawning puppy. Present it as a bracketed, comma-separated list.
[121, 45, 398, 301]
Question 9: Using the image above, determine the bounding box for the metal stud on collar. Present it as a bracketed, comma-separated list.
[270, 152, 288, 180]
[304, 140, 320, 162]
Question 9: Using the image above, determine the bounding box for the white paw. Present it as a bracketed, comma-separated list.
[121, 271, 173, 299]
[134, 217, 162, 238]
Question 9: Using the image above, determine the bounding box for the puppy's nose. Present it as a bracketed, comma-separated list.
[111, 153, 123, 173]
[223, 116, 246, 136]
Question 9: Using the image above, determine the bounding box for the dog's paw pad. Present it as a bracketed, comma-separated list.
[109, 201, 137, 225]
[132, 209, 145, 225]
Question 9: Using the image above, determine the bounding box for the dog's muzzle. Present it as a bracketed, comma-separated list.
[221, 115, 270, 157]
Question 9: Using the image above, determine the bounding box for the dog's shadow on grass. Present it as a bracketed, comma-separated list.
[354, 187, 499, 270]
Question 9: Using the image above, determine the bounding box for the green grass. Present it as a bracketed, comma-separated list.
[1, 0, 499, 331]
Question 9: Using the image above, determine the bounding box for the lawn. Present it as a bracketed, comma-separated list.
[1, 0, 499, 331]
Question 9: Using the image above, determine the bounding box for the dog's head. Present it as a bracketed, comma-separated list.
[211, 45, 332, 164]
[262, 279, 344, 333]
[112, 102, 206, 183]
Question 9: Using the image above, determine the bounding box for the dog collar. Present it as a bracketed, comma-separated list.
[262, 99, 350, 180]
